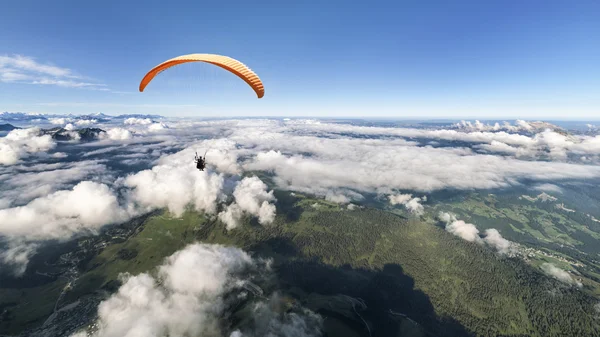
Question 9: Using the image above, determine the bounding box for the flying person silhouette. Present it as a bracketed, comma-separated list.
[194, 151, 207, 171]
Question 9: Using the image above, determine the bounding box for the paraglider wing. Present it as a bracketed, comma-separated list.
[139, 53, 264, 98]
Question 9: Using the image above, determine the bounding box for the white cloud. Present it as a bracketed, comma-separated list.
[101, 128, 133, 140]
[389, 194, 412, 205]
[219, 176, 276, 230]
[124, 117, 153, 125]
[156, 139, 241, 175]
[74, 244, 252, 337]
[75, 119, 97, 126]
[0, 160, 108, 205]
[219, 203, 246, 230]
[446, 219, 482, 243]
[148, 122, 168, 132]
[32, 78, 106, 89]
[124, 164, 226, 217]
[72, 243, 322, 337]
[0, 54, 109, 90]
[5, 117, 600, 277]
[438, 213, 518, 255]
[405, 197, 425, 215]
[0, 54, 74, 78]
[0, 181, 129, 241]
[483, 229, 517, 255]
[242, 132, 600, 196]
[49, 117, 72, 125]
[389, 193, 425, 215]
[0, 128, 56, 165]
[0, 241, 39, 276]
[541, 263, 582, 287]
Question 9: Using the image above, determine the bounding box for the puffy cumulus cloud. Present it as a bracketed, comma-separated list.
[219, 203, 246, 230]
[0, 181, 130, 241]
[71, 243, 322, 337]
[389, 194, 412, 205]
[124, 117, 153, 125]
[0, 127, 56, 165]
[49, 117, 72, 125]
[100, 128, 133, 140]
[148, 122, 168, 132]
[75, 119, 97, 126]
[389, 193, 425, 215]
[72, 244, 251, 337]
[438, 211, 456, 224]
[454, 120, 534, 132]
[124, 164, 226, 217]
[405, 197, 425, 215]
[482, 229, 517, 256]
[219, 176, 276, 230]
[445, 219, 482, 243]
[438, 213, 518, 255]
[541, 263, 582, 287]
[49, 117, 96, 127]
[0, 241, 39, 276]
[64, 123, 75, 131]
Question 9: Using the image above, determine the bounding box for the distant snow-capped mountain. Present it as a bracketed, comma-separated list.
[1, 112, 164, 124]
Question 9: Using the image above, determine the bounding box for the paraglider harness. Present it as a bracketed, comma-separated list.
[194, 151, 207, 171]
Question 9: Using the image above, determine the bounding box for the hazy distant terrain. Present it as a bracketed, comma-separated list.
[2, 113, 600, 337]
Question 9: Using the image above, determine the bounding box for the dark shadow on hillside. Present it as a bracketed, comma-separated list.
[247, 238, 473, 337]
[273, 190, 303, 222]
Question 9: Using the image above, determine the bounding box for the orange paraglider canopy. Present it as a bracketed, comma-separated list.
[139, 53, 264, 98]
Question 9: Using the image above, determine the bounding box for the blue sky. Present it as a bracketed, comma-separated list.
[0, 0, 598, 119]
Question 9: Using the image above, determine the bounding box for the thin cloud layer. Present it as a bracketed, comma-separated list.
[124, 117, 154, 125]
[541, 263, 582, 287]
[0, 160, 108, 206]
[0, 241, 39, 277]
[0, 54, 107, 90]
